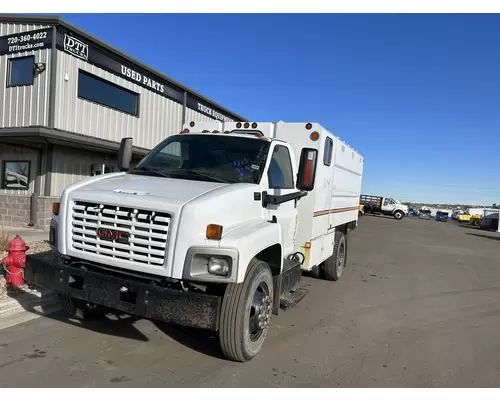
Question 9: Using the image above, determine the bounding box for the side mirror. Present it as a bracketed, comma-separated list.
[118, 137, 133, 171]
[296, 148, 318, 191]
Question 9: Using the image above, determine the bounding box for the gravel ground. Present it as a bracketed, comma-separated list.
[0, 240, 53, 300]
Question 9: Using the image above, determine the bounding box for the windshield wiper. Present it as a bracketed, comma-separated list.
[132, 166, 229, 183]
[130, 165, 171, 178]
[161, 168, 229, 184]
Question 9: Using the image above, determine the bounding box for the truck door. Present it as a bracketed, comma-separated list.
[265, 143, 298, 257]
[381, 197, 396, 213]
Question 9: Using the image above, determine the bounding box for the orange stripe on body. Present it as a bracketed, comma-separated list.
[313, 206, 359, 217]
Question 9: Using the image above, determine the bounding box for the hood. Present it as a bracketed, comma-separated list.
[73, 172, 228, 206]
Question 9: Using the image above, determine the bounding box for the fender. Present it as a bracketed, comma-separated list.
[219, 219, 283, 283]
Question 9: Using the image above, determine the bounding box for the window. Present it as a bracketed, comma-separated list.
[91, 163, 116, 176]
[2, 160, 31, 190]
[8, 56, 34, 87]
[268, 145, 294, 189]
[78, 70, 139, 116]
[324, 137, 333, 166]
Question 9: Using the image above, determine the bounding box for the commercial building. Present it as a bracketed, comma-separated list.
[0, 14, 245, 229]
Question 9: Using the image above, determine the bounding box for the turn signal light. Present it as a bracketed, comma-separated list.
[180, 129, 190, 133]
[212, 130, 220, 133]
[206, 224, 223, 240]
[202, 130, 210, 133]
[52, 202, 60, 216]
[310, 131, 320, 141]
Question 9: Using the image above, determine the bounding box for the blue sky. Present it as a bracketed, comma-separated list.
[61, 13, 500, 205]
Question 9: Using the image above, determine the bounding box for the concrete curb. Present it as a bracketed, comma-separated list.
[0, 289, 61, 331]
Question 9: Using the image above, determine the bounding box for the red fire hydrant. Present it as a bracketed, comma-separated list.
[1, 235, 29, 286]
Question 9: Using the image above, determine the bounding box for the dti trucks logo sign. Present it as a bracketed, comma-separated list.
[64, 34, 88, 61]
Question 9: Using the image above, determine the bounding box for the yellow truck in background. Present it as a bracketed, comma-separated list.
[458, 213, 483, 226]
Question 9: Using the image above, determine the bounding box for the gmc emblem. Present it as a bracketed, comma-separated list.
[96, 227, 130, 244]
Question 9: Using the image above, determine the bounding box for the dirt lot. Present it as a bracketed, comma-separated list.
[1, 216, 500, 387]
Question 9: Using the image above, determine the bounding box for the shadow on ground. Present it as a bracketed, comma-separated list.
[10, 288, 226, 359]
[6, 249, 225, 360]
[456, 224, 481, 230]
[466, 232, 500, 242]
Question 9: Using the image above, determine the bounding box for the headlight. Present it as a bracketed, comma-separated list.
[183, 247, 239, 282]
[208, 257, 230, 276]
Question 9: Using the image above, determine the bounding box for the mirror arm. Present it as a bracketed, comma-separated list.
[262, 190, 308, 208]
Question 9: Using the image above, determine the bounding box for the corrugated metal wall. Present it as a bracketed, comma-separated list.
[0, 22, 52, 128]
[185, 107, 215, 125]
[54, 52, 184, 150]
[0, 143, 40, 195]
[0, 22, 48, 35]
[50, 145, 115, 196]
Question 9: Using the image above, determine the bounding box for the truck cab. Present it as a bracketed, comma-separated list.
[25, 121, 363, 362]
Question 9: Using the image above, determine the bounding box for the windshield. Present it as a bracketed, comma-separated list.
[130, 134, 271, 184]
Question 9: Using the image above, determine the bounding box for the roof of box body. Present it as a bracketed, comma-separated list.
[0, 13, 247, 122]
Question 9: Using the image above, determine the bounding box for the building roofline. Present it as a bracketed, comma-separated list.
[0, 13, 247, 122]
[0, 126, 151, 157]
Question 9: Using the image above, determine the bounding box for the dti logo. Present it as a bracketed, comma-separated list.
[64, 34, 88, 61]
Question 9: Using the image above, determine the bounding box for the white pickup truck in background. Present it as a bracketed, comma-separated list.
[360, 194, 408, 220]
[25, 121, 364, 362]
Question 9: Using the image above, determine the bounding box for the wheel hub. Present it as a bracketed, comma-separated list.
[337, 242, 345, 276]
[249, 283, 272, 341]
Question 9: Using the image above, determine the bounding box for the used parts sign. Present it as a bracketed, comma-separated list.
[0, 28, 53, 55]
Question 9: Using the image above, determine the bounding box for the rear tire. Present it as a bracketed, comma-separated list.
[324, 231, 347, 281]
[394, 210, 404, 220]
[58, 294, 107, 320]
[219, 259, 274, 362]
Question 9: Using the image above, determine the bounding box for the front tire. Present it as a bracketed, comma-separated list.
[58, 294, 107, 320]
[324, 231, 347, 281]
[219, 259, 274, 362]
[394, 210, 404, 220]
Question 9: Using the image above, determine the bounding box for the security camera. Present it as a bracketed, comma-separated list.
[34, 62, 46, 73]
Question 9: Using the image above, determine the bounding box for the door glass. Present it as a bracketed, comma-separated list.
[268, 145, 294, 189]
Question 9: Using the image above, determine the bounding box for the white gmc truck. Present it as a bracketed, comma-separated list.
[25, 121, 364, 362]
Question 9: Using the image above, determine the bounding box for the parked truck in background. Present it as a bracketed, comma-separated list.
[24, 121, 363, 362]
[359, 194, 408, 220]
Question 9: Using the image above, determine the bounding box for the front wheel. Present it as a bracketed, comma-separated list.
[394, 210, 404, 220]
[219, 259, 274, 362]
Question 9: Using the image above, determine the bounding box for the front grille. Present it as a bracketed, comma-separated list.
[71, 201, 171, 266]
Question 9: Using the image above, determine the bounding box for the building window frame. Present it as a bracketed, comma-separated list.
[77, 69, 140, 117]
[1, 160, 31, 191]
[7, 55, 35, 88]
